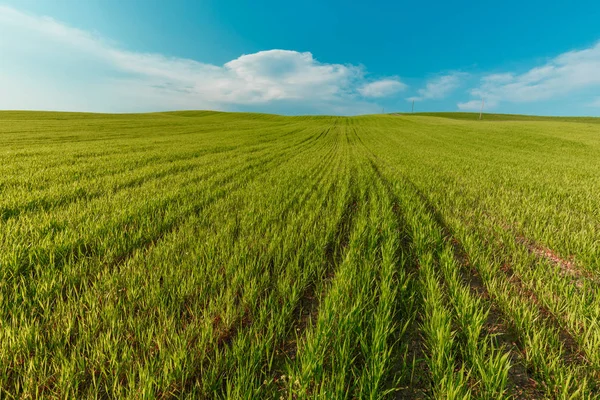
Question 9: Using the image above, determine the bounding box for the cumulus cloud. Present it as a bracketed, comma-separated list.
[358, 78, 407, 98]
[408, 72, 466, 102]
[459, 41, 600, 109]
[0, 5, 403, 114]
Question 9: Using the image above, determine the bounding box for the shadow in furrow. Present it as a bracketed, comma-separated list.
[268, 166, 360, 383]
[367, 158, 429, 399]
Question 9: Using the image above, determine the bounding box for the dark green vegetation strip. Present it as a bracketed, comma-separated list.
[395, 112, 600, 124]
[1, 111, 599, 399]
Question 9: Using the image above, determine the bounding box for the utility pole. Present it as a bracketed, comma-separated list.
[479, 98, 484, 120]
[412, 100, 414, 113]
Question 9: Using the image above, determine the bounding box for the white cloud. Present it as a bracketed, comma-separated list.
[0, 5, 403, 114]
[460, 41, 600, 109]
[358, 78, 407, 98]
[589, 98, 600, 107]
[408, 72, 466, 102]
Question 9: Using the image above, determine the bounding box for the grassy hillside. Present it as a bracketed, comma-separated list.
[1, 111, 600, 398]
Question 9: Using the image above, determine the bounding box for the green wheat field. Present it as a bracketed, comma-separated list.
[1, 110, 600, 399]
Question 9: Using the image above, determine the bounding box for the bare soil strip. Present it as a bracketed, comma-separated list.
[515, 235, 600, 287]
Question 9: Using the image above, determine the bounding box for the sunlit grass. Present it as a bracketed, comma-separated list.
[1, 111, 599, 398]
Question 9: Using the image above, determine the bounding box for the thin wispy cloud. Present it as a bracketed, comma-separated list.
[408, 72, 466, 102]
[358, 78, 407, 98]
[589, 98, 600, 108]
[0, 5, 404, 114]
[459, 41, 600, 110]
[456, 100, 486, 111]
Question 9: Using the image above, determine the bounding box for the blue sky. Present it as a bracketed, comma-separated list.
[1, 0, 600, 115]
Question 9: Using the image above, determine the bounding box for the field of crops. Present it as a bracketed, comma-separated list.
[1, 110, 600, 399]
